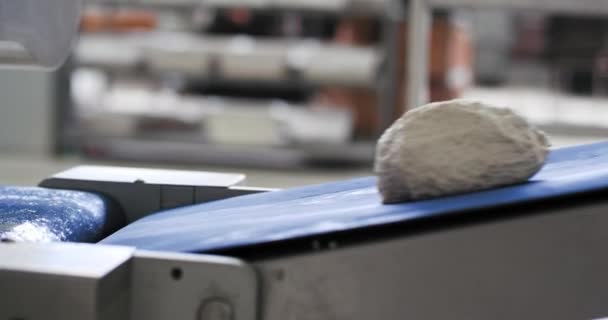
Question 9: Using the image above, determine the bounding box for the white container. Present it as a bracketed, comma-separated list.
[142, 33, 218, 76]
[206, 100, 281, 146]
[219, 37, 287, 81]
[76, 35, 142, 69]
[0, 0, 82, 69]
[294, 44, 380, 87]
[272, 0, 347, 12]
[205, 0, 271, 9]
[271, 103, 353, 144]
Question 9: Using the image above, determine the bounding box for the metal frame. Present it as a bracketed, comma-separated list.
[5, 191, 608, 319]
[405, 0, 608, 109]
[405, 0, 431, 110]
[256, 198, 608, 319]
[39, 165, 272, 223]
[0, 242, 258, 320]
[131, 250, 258, 320]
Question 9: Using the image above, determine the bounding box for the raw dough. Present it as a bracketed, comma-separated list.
[375, 99, 550, 203]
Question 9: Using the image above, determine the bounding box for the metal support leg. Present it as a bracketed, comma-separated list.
[377, 0, 405, 133]
[406, 0, 431, 109]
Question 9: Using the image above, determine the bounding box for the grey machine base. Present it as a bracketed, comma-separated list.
[3, 196, 608, 320]
[254, 199, 608, 320]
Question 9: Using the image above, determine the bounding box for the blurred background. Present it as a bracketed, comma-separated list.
[0, 0, 607, 188]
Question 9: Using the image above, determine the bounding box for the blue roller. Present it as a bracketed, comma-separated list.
[0, 187, 122, 243]
[101, 141, 608, 253]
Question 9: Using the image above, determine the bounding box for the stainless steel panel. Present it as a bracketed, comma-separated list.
[257, 202, 608, 319]
[131, 250, 258, 320]
[0, 243, 134, 320]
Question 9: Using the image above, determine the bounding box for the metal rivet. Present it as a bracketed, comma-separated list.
[328, 241, 338, 249]
[312, 240, 321, 250]
[274, 269, 285, 281]
[1, 237, 15, 243]
[198, 299, 233, 320]
[171, 267, 183, 280]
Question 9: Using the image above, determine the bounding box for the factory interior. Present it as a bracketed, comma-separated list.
[2, 0, 608, 319]
[1, 0, 607, 187]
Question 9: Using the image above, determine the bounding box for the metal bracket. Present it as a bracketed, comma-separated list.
[0, 242, 258, 320]
[39, 165, 273, 223]
[132, 251, 258, 320]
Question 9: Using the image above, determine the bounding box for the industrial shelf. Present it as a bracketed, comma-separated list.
[89, 0, 390, 16]
[76, 33, 381, 88]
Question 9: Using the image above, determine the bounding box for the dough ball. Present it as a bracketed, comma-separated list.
[375, 99, 550, 203]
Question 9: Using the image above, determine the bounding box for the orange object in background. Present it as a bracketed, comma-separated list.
[314, 17, 381, 138]
[81, 10, 157, 32]
[429, 16, 474, 102]
[317, 14, 473, 137]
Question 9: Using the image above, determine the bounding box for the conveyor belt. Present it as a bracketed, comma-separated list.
[101, 141, 608, 253]
[0, 187, 122, 242]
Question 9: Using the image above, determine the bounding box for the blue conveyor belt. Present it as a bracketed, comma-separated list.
[0, 187, 119, 242]
[102, 141, 608, 253]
